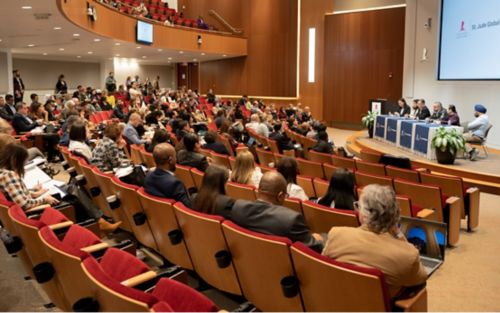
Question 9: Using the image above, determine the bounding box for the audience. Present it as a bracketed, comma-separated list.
[322, 184, 427, 298]
[246, 113, 269, 138]
[177, 133, 209, 172]
[123, 112, 149, 145]
[276, 156, 308, 201]
[202, 131, 229, 155]
[92, 123, 128, 171]
[269, 123, 294, 153]
[68, 121, 93, 162]
[192, 165, 234, 218]
[317, 168, 356, 210]
[230, 150, 263, 187]
[147, 129, 171, 153]
[311, 131, 334, 154]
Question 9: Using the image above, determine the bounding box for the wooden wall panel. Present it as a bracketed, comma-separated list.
[198, 0, 298, 97]
[178, 0, 243, 31]
[323, 8, 405, 128]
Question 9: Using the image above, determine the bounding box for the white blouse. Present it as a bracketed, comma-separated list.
[287, 183, 308, 201]
[69, 140, 93, 161]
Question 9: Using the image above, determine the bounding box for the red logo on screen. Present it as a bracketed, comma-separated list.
[460, 20, 465, 31]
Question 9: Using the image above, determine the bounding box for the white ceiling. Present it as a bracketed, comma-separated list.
[0, 0, 234, 64]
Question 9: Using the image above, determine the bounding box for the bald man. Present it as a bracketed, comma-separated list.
[230, 171, 324, 252]
[144, 143, 192, 207]
[123, 112, 149, 145]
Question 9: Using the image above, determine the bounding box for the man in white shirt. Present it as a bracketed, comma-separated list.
[246, 114, 269, 138]
[464, 104, 490, 161]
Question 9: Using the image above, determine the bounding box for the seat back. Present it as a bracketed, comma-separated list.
[301, 201, 359, 233]
[136, 189, 193, 269]
[190, 168, 205, 190]
[130, 144, 144, 165]
[322, 163, 341, 181]
[175, 165, 196, 191]
[355, 160, 386, 177]
[211, 152, 231, 169]
[297, 158, 324, 179]
[255, 148, 276, 167]
[308, 150, 333, 165]
[283, 198, 304, 215]
[222, 221, 304, 312]
[355, 171, 394, 189]
[218, 134, 235, 157]
[111, 178, 158, 250]
[92, 168, 132, 232]
[332, 155, 356, 170]
[360, 150, 382, 163]
[393, 180, 444, 221]
[312, 178, 329, 199]
[385, 166, 420, 183]
[290, 243, 390, 312]
[296, 175, 315, 199]
[420, 172, 465, 215]
[226, 182, 257, 201]
[396, 195, 412, 217]
[173, 203, 242, 295]
[267, 139, 280, 154]
[79, 162, 115, 219]
[141, 150, 156, 168]
[38, 225, 100, 308]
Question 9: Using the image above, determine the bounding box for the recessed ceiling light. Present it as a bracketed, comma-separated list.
[42, 53, 48, 56]
[93, 39, 101, 42]
[157, 49, 163, 52]
[179, 51, 184, 54]
[21, 6, 32, 10]
[142, 56, 147, 59]
[168, 57, 172, 60]
[201, 53, 206, 56]
[0, 39, 2, 42]
[87, 51, 93, 54]
[53, 27, 62, 30]
[59, 48, 65, 51]
[115, 54, 120, 57]
[222, 54, 227, 57]
[193, 59, 198, 62]
[27, 44, 35, 47]
[73, 33, 80, 37]
[136, 46, 141, 49]
[115, 42, 121, 46]
[77, 56, 82, 58]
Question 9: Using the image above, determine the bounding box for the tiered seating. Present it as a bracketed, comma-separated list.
[89, 110, 113, 124]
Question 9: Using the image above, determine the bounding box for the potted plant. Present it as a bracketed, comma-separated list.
[362, 111, 378, 138]
[431, 127, 465, 164]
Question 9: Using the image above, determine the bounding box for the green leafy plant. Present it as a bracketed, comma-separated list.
[361, 111, 378, 129]
[431, 127, 465, 155]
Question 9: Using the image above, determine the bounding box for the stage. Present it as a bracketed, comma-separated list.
[346, 131, 500, 195]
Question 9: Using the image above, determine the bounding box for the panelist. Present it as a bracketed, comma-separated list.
[416, 99, 431, 120]
[441, 105, 461, 126]
[393, 98, 411, 117]
[430, 102, 448, 121]
[464, 104, 489, 161]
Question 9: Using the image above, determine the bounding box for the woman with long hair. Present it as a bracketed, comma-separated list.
[276, 156, 308, 201]
[192, 165, 234, 218]
[230, 150, 263, 187]
[318, 168, 356, 210]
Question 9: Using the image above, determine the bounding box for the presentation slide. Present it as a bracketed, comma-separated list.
[439, 0, 500, 80]
[137, 21, 153, 45]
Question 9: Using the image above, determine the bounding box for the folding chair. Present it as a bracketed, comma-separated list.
[226, 182, 257, 201]
[301, 201, 359, 234]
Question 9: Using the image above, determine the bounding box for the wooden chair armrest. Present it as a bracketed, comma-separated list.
[25, 204, 51, 213]
[466, 187, 480, 195]
[414, 167, 429, 173]
[121, 271, 157, 288]
[104, 171, 113, 175]
[445, 196, 461, 205]
[416, 208, 435, 219]
[80, 242, 109, 254]
[48, 221, 74, 230]
[394, 288, 427, 312]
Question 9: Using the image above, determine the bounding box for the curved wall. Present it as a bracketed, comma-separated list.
[58, 0, 247, 56]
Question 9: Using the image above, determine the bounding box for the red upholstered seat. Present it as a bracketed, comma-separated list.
[152, 278, 219, 312]
[99, 248, 150, 282]
[151, 302, 174, 312]
[8, 205, 67, 229]
[39, 207, 69, 226]
[62, 224, 101, 249]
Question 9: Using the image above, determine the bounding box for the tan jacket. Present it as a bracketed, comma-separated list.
[322, 226, 428, 297]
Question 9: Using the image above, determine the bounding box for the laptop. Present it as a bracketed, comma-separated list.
[399, 217, 447, 276]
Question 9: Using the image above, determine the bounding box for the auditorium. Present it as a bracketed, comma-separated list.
[1, 0, 499, 311]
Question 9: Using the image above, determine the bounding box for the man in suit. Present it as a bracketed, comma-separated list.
[416, 99, 431, 120]
[144, 143, 192, 208]
[231, 171, 324, 252]
[322, 185, 427, 298]
[13, 69, 25, 103]
[269, 123, 293, 153]
[202, 131, 229, 155]
[177, 132, 210, 172]
[123, 112, 149, 145]
[4, 94, 17, 119]
[310, 131, 334, 154]
[430, 101, 448, 121]
[0, 96, 13, 121]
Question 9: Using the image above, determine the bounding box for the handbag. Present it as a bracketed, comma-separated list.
[119, 165, 146, 187]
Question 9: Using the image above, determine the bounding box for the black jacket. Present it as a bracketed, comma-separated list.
[311, 140, 334, 154]
[417, 106, 431, 120]
[203, 142, 229, 155]
[12, 113, 38, 133]
[269, 131, 293, 153]
[144, 168, 192, 208]
[177, 150, 209, 172]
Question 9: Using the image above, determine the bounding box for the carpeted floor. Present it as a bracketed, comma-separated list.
[1, 130, 499, 311]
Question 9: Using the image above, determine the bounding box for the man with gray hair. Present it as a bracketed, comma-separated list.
[430, 101, 448, 121]
[322, 184, 427, 298]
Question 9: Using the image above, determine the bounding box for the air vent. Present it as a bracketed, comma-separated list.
[34, 13, 52, 20]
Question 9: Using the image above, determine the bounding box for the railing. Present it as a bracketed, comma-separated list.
[209, 9, 243, 35]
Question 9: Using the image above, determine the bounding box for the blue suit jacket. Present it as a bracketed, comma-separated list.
[144, 168, 192, 208]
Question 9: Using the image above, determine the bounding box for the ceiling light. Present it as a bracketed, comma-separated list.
[93, 38, 101, 42]
[42, 53, 48, 56]
[87, 51, 93, 54]
[115, 43, 121, 46]
[157, 49, 163, 52]
[115, 54, 120, 57]
[59, 48, 65, 51]
[222, 54, 227, 57]
[77, 56, 82, 58]
[27, 44, 35, 47]
[179, 51, 184, 54]
[0, 39, 2, 42]
[142, 56, 147, 59]
[53, 27, 62, 30]
[21, 6, 32, 10]
[73, 33, 80, 37]
[193, 59, 198, 62]
[136, 46, 141, 49]
[168, 57, 172, 60]
[201, 53, 206, 56]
